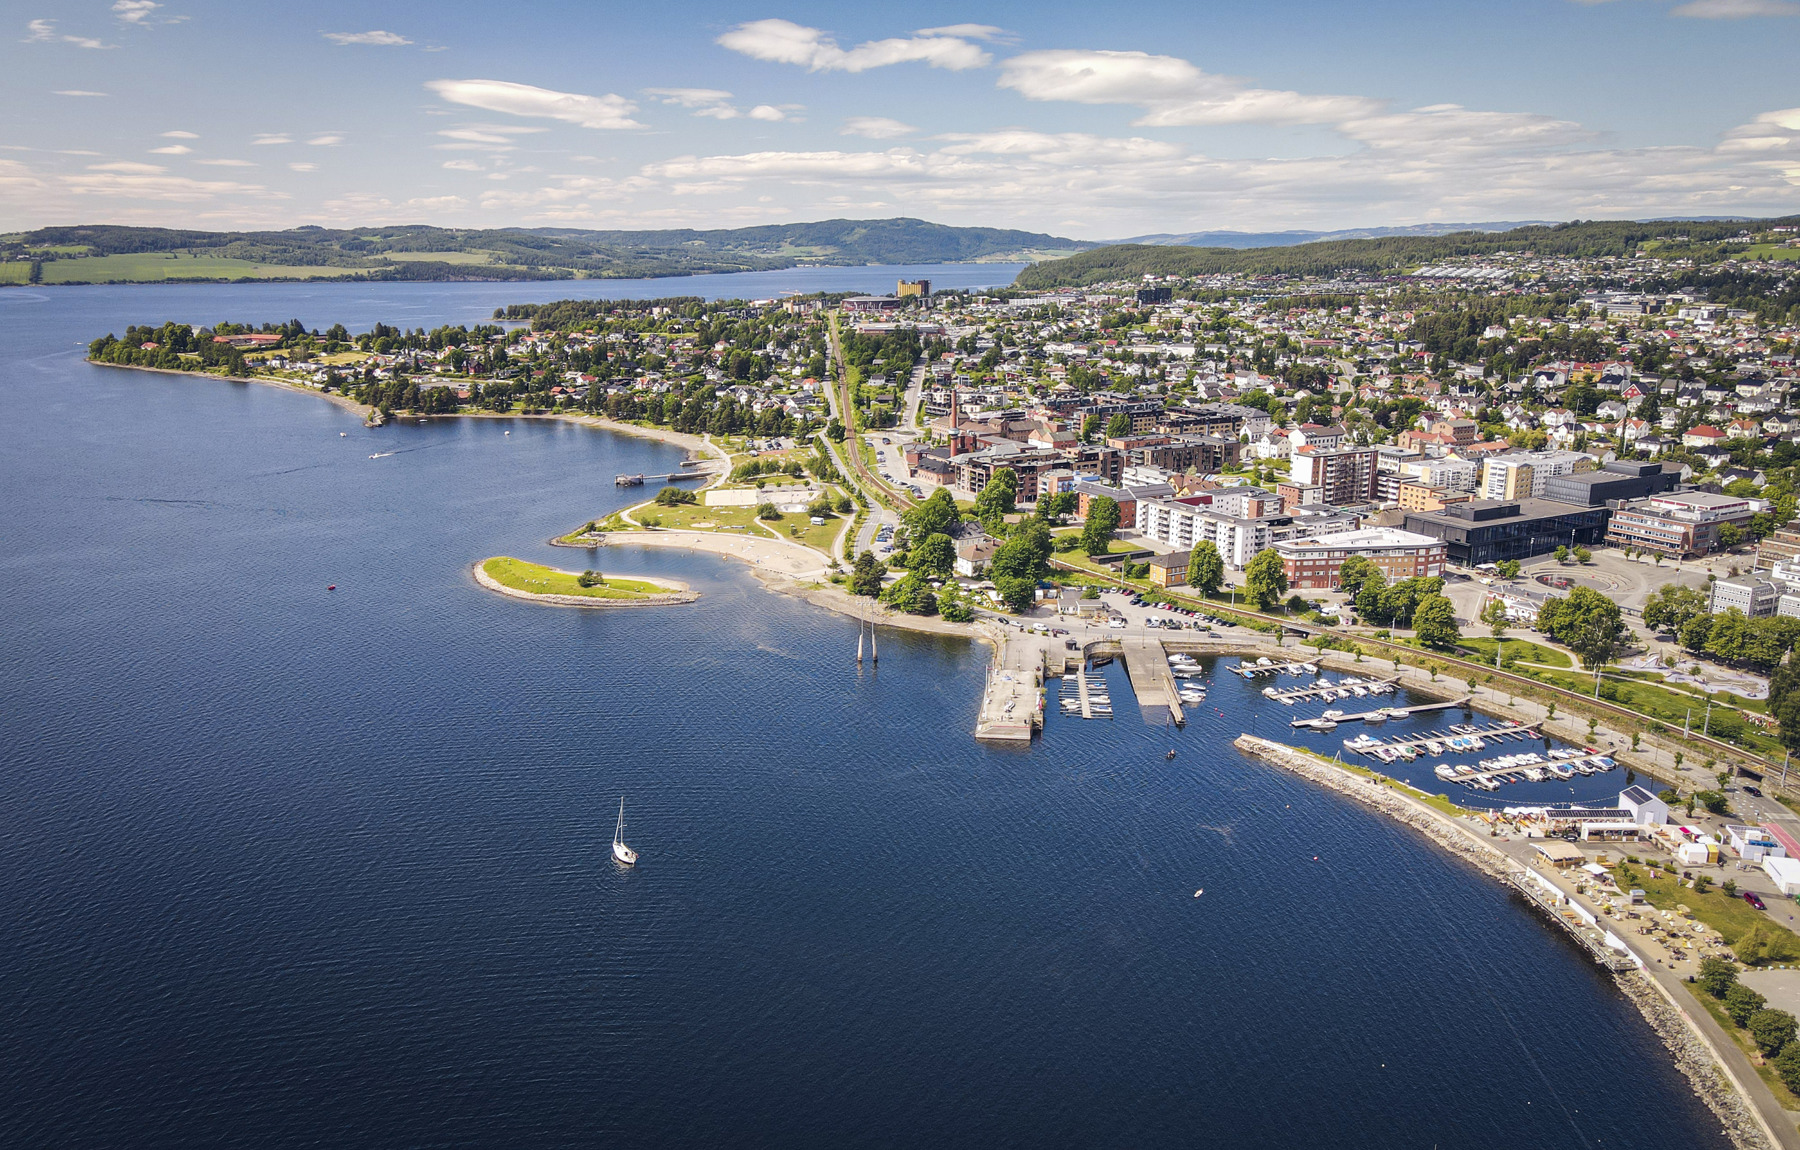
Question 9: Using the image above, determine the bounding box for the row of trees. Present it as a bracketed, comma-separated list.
[1698, 958, 1800, 1093]
[1644, 583, 1800, 673]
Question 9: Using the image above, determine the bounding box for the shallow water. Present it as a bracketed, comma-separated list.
[0, 275, 1730, 1149]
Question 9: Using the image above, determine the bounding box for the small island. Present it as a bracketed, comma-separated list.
[473, 557, 698, 608]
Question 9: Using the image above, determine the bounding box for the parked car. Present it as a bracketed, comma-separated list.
[1745, 786, 1764, 797]
[1745, 891, 1768, 910]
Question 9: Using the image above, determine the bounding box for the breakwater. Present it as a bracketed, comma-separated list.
[1233, 734, 1777, 1150]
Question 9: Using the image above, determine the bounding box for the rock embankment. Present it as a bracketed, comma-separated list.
[1232, 734, 1776, 1150]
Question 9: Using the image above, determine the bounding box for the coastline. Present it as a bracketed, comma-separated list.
[1234, 734, 1781, 1150]
[85, 360, 733, 465]
[471, 560, 698, 609]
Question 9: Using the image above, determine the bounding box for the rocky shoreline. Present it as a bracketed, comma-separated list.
[1233, 734, 1776, 1150]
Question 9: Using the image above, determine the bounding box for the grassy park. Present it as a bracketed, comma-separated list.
[481, 557, 669, 600]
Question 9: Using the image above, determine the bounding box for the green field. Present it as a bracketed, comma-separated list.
[0, 262, 31, 284]
[1458, 637, 1572, 668]
[481, 557, 668, 599]
[38, 253, 361, 283]
[1735, 243, 1800, 262]
[374, 250, 501, 265]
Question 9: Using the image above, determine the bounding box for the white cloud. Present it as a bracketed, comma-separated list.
[442, 159, 484, 171]
[161, 130, 197, 138]
[307, 135, 344, 146]
[842, 116, 916, 139]
[424, 79, 642, 129]
[1671, 0, 1800, 13]
[23, 18, 113, 48]
[747, 105, 789, 122]
[716, 19, 991, 72]
[66, 171, 272, 202]
[288, 162, 317, 172]
[641, 87, 799, 122]
[914, 23, 1006, 40]
[89, 161, 166, 173]
[323, 30, 412, 45]
[112, 1, 159, 24]
[251, 134, 291, 145]
[196, 158, 255, 167]
[148, 144, 192, 155]
[644, 87, 735, 108]
[53, 89, 107, 96]
[999, 49, 1381, 127]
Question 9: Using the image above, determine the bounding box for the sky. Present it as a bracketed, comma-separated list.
[3, 0, 1800, 239]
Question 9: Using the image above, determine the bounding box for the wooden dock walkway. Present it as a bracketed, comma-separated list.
[1121, 638, 1184, 726]
[1265, 676, 1397, 705]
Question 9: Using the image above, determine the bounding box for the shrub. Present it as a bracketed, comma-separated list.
[756, 502, 782, 521]
[653, 485, 696, 506]
[1775, 1044, 1800, 1095]
[1733, 923, 1800, 966]
[576, 570, 603, 588]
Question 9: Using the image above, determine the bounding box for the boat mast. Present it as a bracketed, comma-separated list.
[615, 797, 625, 844]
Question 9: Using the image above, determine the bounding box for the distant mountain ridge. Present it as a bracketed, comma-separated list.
[1015, 215, 1800, 289]
[0, 218, 1094, 285]
[1111, 222, 1558, 249]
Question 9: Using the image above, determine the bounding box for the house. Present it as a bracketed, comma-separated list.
[1147, 553, 1189, 587]
[1681, 425, 1728, 449]
[1619, 785, 1669, 826]
[954, 534, 999, 577]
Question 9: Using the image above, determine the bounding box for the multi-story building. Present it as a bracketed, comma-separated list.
[1710, 577, 1780, 618]
[1603, 491, 1758, 557]
[1107, 433, 1240, 474]
[1756, 522, 1800, 571]
[1290, 445, 1379, 506]
[1480, 450, 1596, 500]
[1397, 481, 1472, 513]
[1135, 497, 1276, 569]
[1403, 499, 1611, 565]
[1273, 528, 1448, 590]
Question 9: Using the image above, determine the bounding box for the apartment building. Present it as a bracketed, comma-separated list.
[1290, 445, 1379, 506]
[1274, 528, 1447, 590]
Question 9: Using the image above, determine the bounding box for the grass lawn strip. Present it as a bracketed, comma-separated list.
[481, 557, 669, 600]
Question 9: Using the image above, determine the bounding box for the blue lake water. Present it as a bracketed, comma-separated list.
[0, 271, 1731, 1148]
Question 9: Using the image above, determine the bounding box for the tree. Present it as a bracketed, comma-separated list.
[1081, 496, 1121, 554]
[910, 532, 956, 580]
[989, 519, 1052, 585]
[1775, 1044, 1800, 1096]
[1749, 1009, 1798, 1057]
[995, 575, 1037, 614]
[1189, 541, 1225, 596]
[1643, 583, 1709, 636]
[1554, 545, 1569, 563]
[1538, 586, 1625, 671]
[1337, 555, 1381, 600]
[1721, 523, 1745, 549]
[1698, 956, 1739, 999]
[1245, 548, 1288, 611]
[905, 487, 960, 539]
[974, 468, 1017, 520]
[1414, 594, 1460, 649]
[1080, 413, 1101, 442]
[1573, 546, 1592, 564]
[826, 418, 846, 442]
[757, 502, 782, 521]
[938, 581, 974, 623]
[577, 569, 603, 588]
[1479, 598, 1510, 664]
[1497, 559, 1521, 580]
[850, 550, 885, 597]
[654, 485, 697, 506]
[883, 571, 938, 615]
[1104, 412, 1131, 439]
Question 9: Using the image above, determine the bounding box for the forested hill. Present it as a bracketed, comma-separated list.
[1012, 217, 1800, 288]
[0, 218, 1091, 285]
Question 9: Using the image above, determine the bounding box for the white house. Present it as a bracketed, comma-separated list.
[1618, 785, 1669, 826]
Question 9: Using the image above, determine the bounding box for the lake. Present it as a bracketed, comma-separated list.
[0, 269, 1730, 1149]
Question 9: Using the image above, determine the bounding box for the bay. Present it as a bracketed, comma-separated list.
[0, 269, 1730, 1149]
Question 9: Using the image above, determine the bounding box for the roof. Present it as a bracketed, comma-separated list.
[1532, 841, 1584, 863]
[1272, 527, 1443, 554]
[1620, 785, 1660, 806]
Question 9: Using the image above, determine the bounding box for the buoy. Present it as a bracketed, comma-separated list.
[327, 585, 336, 591]
[340, 432, 347, 437]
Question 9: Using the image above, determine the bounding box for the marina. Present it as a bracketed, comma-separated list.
[1433, 750, 1619, 791]
[1262, 676, 1398, 705]
[1229, 658, 1321, 679]
[1338, 720, 1534, 760]
[1289, 697, 1470, 731]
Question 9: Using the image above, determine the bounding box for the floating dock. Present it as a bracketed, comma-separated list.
[1335, 718, 1525, 751]
[1435, 751, 1618, 790]
[615, 471, 708, 486]
[1230, 659, 1320, 679]
[1290, 698, 1470, 731]
[1264, 676, 1397, 705]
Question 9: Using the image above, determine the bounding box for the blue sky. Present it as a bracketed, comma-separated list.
[4, 0, 1799, 237]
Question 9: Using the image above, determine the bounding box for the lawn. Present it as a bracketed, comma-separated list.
[1459, 637, 1572, 668]
[373, 250, 500, 265]
[0, 261, 31, 284]
[1617, 862, 1800, 963]
[39, 253, 360, 283]
[765, 510, 848, 556]
[1735, 244, 1800, 262]
[633, 501, 761, 532]
[481, 557, 666, 599]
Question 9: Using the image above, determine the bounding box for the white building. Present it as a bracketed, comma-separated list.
[1136, 498, 1275, 570]
[1618, 785, 1669, 826]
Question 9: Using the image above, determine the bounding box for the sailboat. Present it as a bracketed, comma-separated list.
[612, 797, 637, 866]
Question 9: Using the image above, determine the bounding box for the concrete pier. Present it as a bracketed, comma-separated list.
[1121, 638, 1184, 726]
[975, 633, 1044, 742]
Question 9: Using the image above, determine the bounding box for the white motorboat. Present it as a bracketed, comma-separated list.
[612, 797, 638, 866]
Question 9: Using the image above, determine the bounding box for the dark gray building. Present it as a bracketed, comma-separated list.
[1402, 499, 1610, 565]
[1541, 460, 1680, 507]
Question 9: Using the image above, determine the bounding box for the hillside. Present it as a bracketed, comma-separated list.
[1013, 217, 1800, 289]
[0, 219, 1092, 285]
[1112, 222, 1556, 249]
